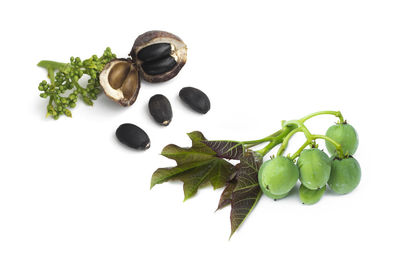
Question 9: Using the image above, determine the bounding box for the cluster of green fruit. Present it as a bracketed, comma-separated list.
[258, 123, 360, 205]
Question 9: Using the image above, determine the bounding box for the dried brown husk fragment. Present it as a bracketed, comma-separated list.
[99, 58, 140, 106]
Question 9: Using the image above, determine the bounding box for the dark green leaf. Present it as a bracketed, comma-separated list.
[161, 132, 216, 165]
[230, 151, 263, 238]
[216, 176, 237, 210]
[202, 140, 244, 160]
[151, 131, 235, 200]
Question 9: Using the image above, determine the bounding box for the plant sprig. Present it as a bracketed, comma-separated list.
[151, 111, 349, 237]
[37, 48, 116, 119]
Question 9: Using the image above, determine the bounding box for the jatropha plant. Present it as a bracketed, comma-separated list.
[37, 48, 116, 119]
[151, 111, 360, 237]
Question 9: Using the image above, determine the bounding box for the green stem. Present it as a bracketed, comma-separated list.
[289, 141, 310, 160]
[276, 128, 303, 156]
[311, 135, 344, 158]
[299, 110, 344, 124]
[72, 80, 83, 91]
[282, 120, 312, 139]
[277, 110, 345, 159]
[256, 126, 295, 157]
[47, 68, 56, 110]
[241, 129, 283, 145]
[48, 68, 55, 84]
[288, 134, 344, 160]
[277, 120, 313, 156]
[244, 143, 260, 149]
[298, 121, 312, 140]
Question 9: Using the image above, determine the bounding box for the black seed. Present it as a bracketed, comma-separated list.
[142, 56, 177, 75]
[116, 123, 150, 150]
[148, 94, 172, 126]
[137, 43, 171, 62]
[179, 87, 210, 114]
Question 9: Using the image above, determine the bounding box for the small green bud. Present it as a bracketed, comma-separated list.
[64, 109, 72, 117]
[40, 93, 48, 98]
[83, 97, 93, 106]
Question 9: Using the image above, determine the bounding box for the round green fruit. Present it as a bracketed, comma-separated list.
[262, 188, 289, 200]
[325, 123, 358, 156]
[297, 149, 331, 190]
[328, 157, 361, 194]
[299, 184, 326, 205]
[258, 156, 299, 195]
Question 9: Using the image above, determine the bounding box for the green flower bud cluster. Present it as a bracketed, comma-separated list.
[37, 47, 116, 119]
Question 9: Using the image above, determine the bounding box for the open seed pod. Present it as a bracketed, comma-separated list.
[99, 59, 140, 106]
[130, 31, 187, 83]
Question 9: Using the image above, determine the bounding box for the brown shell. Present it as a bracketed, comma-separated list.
[129, 31, 184, 56]
[100, 58, 141, 106]
[129, 30, 187, 83]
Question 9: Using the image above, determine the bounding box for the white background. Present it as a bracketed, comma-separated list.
[1, 0, 399, 266]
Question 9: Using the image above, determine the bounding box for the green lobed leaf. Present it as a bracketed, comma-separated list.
[151, 131, 235, 200]
[202, 140, 244, 160]
[230, 151, 263, 237]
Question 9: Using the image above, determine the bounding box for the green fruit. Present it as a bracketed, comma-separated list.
[259, 162, 288, 199]
[299, 184, 326, 205]
[325, 123, 358, 156]
[258, 156, 299, 195]
[262, 188, 289, 200]
[328, 157, 361, 194]
[297, 149, 331, 190]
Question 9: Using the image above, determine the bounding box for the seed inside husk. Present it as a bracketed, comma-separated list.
[179, 87, 210, 114]
[148, 94, 173, 126]
[130, 31, 187, 83]
[141, 56, 177, 76]
[115, 123, 150, 150]
[137, 43, 172, 62]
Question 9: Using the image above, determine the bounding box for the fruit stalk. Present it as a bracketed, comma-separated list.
[236, 111, 345, 159]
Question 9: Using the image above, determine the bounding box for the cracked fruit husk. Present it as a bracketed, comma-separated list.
[130, 31, 187, 83]
[99, 59, 140, 106]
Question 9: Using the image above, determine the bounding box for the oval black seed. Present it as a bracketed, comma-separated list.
[179, 87, 210, 114]
[137, 43, 172, 62]
[115, 123, 150, 150]
[148, 94, 173, 126]
[141, 56, 177, 75]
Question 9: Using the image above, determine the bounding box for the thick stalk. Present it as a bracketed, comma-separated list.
[276, 128, 303, 156]
[241, 129, 283, 145]
[256, 126, 296, 157]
